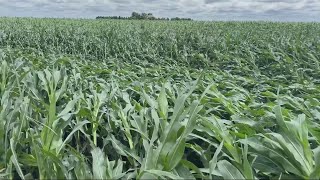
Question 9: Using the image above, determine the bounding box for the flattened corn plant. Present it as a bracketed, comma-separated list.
[0, 18, 320, 179]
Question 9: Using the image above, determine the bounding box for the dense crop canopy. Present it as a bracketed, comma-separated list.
[0, 18, 320, 179]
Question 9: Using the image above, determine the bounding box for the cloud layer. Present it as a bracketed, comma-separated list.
[0, 0, 319, 21]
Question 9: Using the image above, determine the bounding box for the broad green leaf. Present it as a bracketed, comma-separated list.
[166, 138, 185, 170]
[145, 169, 183, 179]
[269, 133, 312, 176]
[217, 160, 245, 180]
[157, 85, 168, 119]
[143, 109, 160, 170]
[310, 146, 320, 179]
[182, 101, 202, 137]
[180, 159, 204, 178]
[241, 143, 255, 179]
[140, 172, 158, 180]
[91, 147, 106, 179]
[57, 97, 79, 119]
[273, 105, 288, 132]
[241, 137, 302, 175]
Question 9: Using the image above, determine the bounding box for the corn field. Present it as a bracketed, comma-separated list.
[0, 18, 320, 179]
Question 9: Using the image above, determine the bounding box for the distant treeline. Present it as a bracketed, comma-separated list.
[96, 12, 192, 21]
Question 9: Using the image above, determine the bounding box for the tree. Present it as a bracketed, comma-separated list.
[147, 13, 155, 20]
[131, 12, 140, 19]
[141, 13, 147, 19]
[96, 12, 192, 21]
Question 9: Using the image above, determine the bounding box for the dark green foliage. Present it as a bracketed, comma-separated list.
[96, 12, 191, 21]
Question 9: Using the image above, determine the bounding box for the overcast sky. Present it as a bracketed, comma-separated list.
[0, 0, 319, 22]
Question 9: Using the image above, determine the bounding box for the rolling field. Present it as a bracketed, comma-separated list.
[0, 18, 320, 179]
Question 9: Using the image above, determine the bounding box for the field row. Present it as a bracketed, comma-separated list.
[0, 18, 320, 179]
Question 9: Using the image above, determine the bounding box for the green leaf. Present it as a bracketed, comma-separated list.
[241, 137, 302, 175]
[180, 159, 204, 178]
[166, 138, 185, 170]
[57, 97, 79, 120]
[252, 155, 282, 174]
[182, 101, 202, 137]
[175, 163, 196, 179]
[209, 140, 224, 176]
[310, 146, 320, 179]
[241, 143, 255, 179]
[41, 148, 69, 179]
[273, 105, 288, 132]
[142, 90, 157, 108]
[112, 160, 125, 179]
[217, 160, 245, 180]
[143, 109, 160, 170]
[269, 133, 312, 176]
[155, 94, 187, 166]
[157, 85, 168, 119]
[91, 147, 106, 179]
[57, 120, 90, 154]
[144, 170, 183, 179]
[74, 161, 92, 179]
[140, 172, 158, 180]
[10, 138, 25, 180]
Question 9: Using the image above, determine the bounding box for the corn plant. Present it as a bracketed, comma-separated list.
[0, 18, 319, 179]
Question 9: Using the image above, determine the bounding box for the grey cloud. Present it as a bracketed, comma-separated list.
[256, 0, 301, 2]
[205, 0, 224, 4]
[0, 0, 318, 21]
[109, 0, 131, 4]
